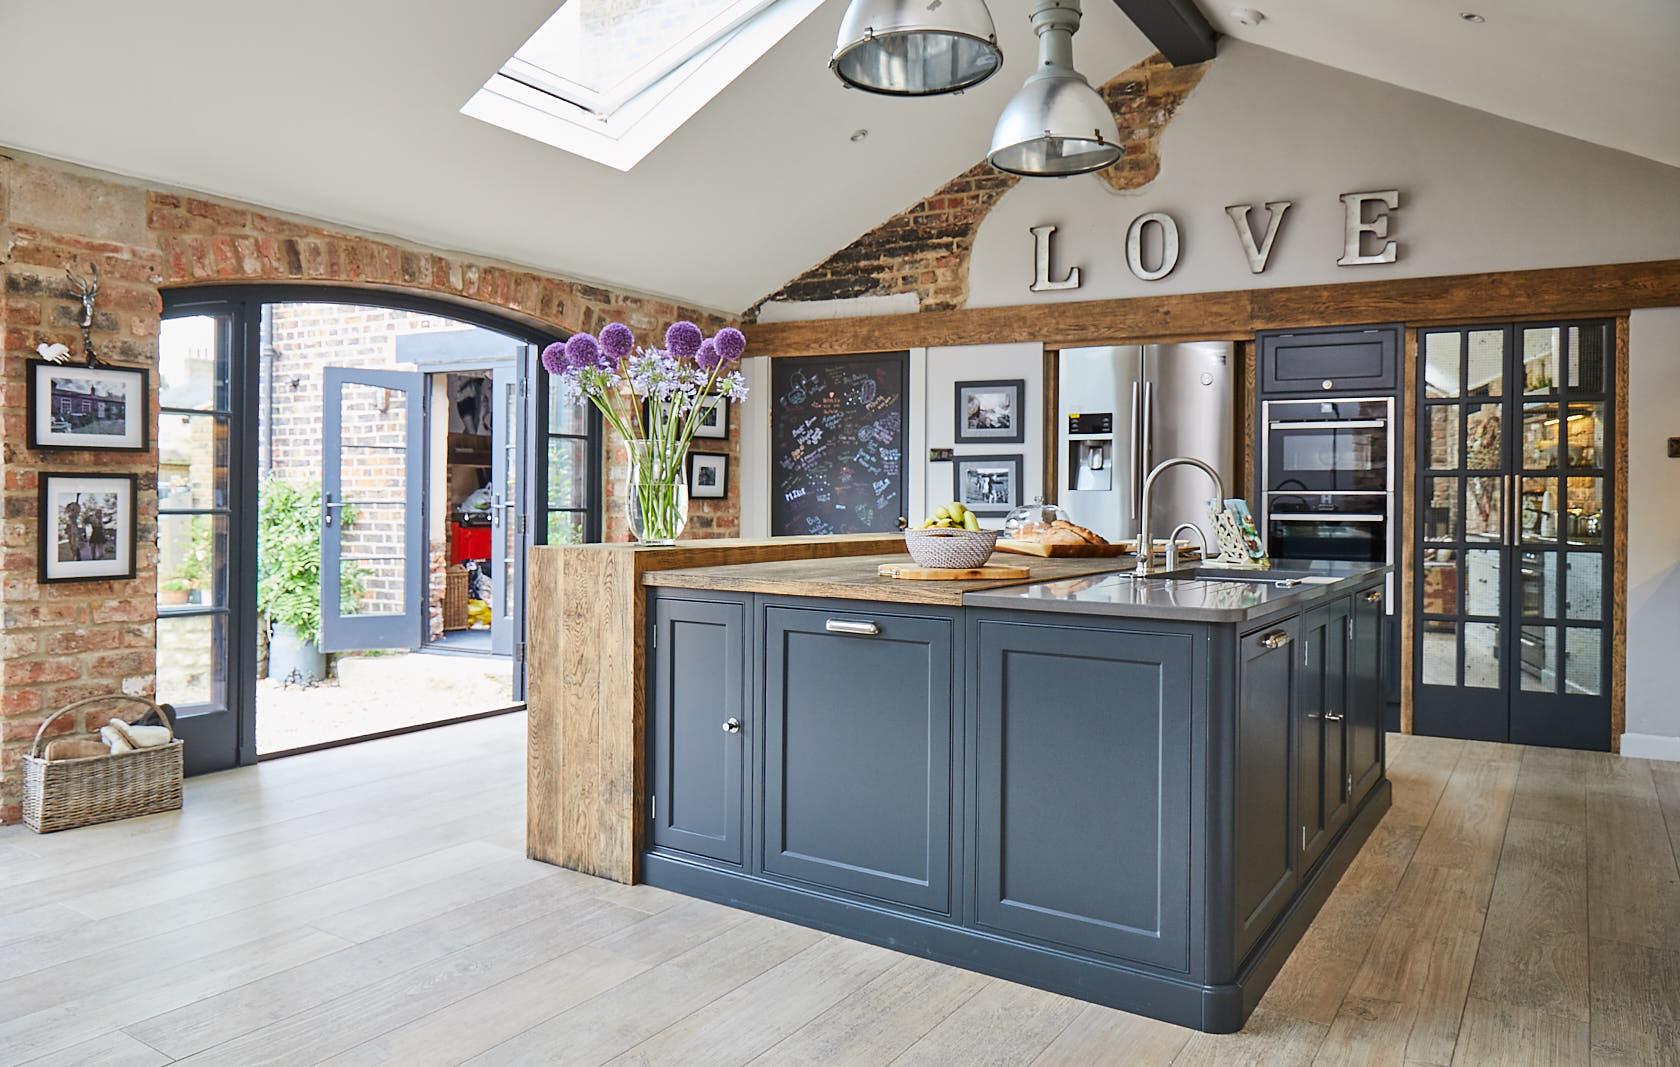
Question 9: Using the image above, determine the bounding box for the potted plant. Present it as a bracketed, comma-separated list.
[256, 479, 362, 683]
[159, 514, 213, 606]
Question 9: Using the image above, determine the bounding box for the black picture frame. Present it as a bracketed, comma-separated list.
[954, 379, 1025, 444]
[687, 452, 730, 499]
[39, 472, 138, 583]
[27, 360, 150, 452]
[952, 453, 1023, 516]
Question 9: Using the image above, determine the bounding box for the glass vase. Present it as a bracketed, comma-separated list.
[625, 439, 688, 545]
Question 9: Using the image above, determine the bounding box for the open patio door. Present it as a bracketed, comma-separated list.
[320, 366, 426, 653]
[489, 360, 524, 659]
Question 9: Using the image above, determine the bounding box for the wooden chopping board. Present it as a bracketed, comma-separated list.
[996, 539, 1126, 558]
[878, 562, 1032, 581]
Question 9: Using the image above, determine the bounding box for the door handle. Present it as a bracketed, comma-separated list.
[322, 491, 346, 527]
[1323, 711, 1345, 722]
[490, 493, 503, 527]
[825, 619, 879, 636]
[722, 718, 741, 734]
[1260, 629, 1291, 649]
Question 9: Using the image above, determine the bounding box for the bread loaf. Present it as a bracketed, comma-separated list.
[1049, 519, 1107, 545]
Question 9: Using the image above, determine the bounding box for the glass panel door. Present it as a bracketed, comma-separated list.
[1413, 321, 1613, 750]
[490, 363, 520, 657]
[157, 306, 251, 774]
[319, 367, 426, 653]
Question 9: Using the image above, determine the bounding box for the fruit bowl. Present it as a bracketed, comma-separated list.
[904, 528, 999, 569]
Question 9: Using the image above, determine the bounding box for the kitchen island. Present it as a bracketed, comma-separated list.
[526, 538, 1389, 1033]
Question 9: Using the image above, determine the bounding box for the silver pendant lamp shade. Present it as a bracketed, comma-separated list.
[830, 0, 1003, 96]
[987, 0, 1121, 177]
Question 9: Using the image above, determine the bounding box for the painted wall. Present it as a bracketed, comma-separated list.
[922, 344, 1045, 529]
[1623, 308, 1680, 759]
[966, 41, 1680, 309]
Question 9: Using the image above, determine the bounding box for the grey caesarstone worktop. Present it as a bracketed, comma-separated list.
[963, 559, 1392, 623]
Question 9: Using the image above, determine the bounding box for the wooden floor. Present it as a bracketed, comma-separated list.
[2, 717, 1678, 1066]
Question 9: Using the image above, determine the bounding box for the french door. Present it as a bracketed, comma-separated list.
[1413, 320, 1614, 750]
[319, 367, 426, 653]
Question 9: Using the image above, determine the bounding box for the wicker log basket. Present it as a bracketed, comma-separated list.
[22, 695, 183, 833]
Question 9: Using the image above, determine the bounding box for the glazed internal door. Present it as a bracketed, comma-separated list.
[1413, 321, 1613, 750]
[320, 367, 427, 653]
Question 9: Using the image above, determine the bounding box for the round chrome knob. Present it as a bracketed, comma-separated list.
[722, 718, 741, 734]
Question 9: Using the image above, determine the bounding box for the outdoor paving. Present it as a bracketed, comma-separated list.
[256, 648, 515, 753]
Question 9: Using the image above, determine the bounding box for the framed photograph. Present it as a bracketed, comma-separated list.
[952, 453, 1023, 516]
[687, 452, 730, 499]
[954, 379, 1025, 444]
[693, 394, 729, 439]
[28, 361, 149, 451]
[39, 473, 137, 583]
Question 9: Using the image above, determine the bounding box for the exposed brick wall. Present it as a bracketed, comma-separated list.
[746, 53, 1208, 319]
[0, 152, 740, 823]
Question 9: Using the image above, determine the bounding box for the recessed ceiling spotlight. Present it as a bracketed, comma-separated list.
[1459, 12, 1485, 22]
[849, 128, 869, 143]
[1230, 8, 1265, 27]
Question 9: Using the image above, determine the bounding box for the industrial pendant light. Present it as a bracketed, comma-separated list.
[830, 0, 1003, 96]
[987, 0, 1122, 177]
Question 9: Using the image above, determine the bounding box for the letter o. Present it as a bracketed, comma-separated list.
[1125, 212, 1181, 281]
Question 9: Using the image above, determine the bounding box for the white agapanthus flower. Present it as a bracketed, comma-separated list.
[36, 342, 71, 364]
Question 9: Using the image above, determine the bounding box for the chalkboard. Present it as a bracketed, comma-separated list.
[771, 353, 908, 537]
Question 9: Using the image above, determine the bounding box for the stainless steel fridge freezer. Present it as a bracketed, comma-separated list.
[1057, 343, 1235, 545]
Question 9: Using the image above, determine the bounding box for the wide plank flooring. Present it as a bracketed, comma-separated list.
[2, 715, 1676, 1065]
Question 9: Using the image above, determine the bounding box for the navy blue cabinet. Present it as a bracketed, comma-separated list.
[761, 603, 956, 914]
[649, 594, 747, 866]
[1297, 597, 1353, 873]
[1258, 324, 1400, 396]
[1349, 587, 1386, 804]
[972, 617, 1194, 972]
[1232, 619, 1299, 963]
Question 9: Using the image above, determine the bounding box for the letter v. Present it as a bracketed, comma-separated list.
[1224, 201, 1293, 274]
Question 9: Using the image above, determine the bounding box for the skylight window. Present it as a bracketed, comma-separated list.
[464, 0, 824, 171]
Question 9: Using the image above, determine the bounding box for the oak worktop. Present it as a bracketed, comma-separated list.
[640, 551, 1137, 605]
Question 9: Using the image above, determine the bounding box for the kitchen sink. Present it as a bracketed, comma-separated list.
[1130, 567, 1323, 585]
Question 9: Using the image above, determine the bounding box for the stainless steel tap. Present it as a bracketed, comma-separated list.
[1136, 457, 1226, 577]
[1165, 521, 1208, 574]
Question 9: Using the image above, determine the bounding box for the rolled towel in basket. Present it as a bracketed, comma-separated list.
[100, 721, 171, 754]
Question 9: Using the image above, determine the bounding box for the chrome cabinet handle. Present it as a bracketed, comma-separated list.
[825, 620, 879, 636]
[1260, 630, 1291, 649]
[722, 718, 741, 734]
[1324, 711, 1345, 722]
[1364, 589, 1383, 603]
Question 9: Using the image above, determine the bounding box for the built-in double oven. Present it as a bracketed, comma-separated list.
[1261, 397, 1396, 605]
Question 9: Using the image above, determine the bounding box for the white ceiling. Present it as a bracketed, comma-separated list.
[1205, 0, 1680, 171]
[0, 1, 1673, 315]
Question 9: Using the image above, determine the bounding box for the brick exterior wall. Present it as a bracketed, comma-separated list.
[0, 153, 739, 824]
[746, 53, 1208, 319]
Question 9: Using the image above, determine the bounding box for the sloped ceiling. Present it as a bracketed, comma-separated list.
[1203, 0, 1680, 171]
[0, 1, 1672, 314]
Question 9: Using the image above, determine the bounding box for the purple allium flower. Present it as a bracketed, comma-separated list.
[665, 321, 703, 361]
[712, 326, 746, 364]
[694, 338, 720, 371]
[599, 322, 634, 361]
[540, 341, 568, 375]
[564, 333, 600, 370]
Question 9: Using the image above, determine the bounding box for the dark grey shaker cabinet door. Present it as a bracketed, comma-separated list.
[651, 596, 746, 866]
[1349, 585, 1385, 803]
[762, 605, 955, 914]
[1232, 619, 1299, 963]
[973, 620, 1194, 973]
[1297, 597, 1352, 874]
[1258, 324, 1400, 395]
